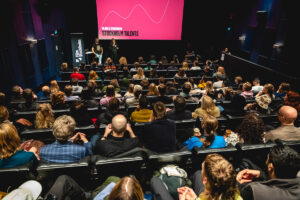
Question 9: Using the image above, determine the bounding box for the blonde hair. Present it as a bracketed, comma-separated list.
[35, 103, 55, 129]
[201, 96, 216, 114]
[0, 123, 21, 159]
[147, 83, 159, 96]
[50, 80, 60, 94]
[182, 62, 189, 70]
[60, 62, 68, 71]
[135, 67, 144, 79]
[89, 70, 99, 80]
[200, 154, 239, 200]
[52, 115, 76, 142]
[0, 105, 9, 123]
[119, 57, 127, 65]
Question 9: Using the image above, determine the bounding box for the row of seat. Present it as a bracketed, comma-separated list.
[60, 69, 212, 81]
[57, 76, 217, 89]
[1, 140, 299, 193]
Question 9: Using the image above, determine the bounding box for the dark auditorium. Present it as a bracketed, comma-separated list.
[1, 0, 300, 199]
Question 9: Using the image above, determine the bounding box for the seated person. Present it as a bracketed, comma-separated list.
[212, 78, 223, 89]
[166, 96, 192, 120]
[88, 70, 101, 81]
[140, 79, 149, 90]
[35, 103, 55, 129]
[179, 82, 199, 103]
[190, 60, 201, 70]
[80, 87, 99, 108]
[97, 97, 127, 125]
[130, 61, 140, 72]
[234, 76, 243, 89]
[17, 88, 38, 111]
[251, 77, 263, 94]
[88, 80, 101, 97]
[39, 115, 92, 163]
[10, 85, 25, 103]
[102, 79, 121, 94]
[64, 85, 80, 101]
[132, 67, 145, 80]
[275, 82, 290, 98]
[166, 81, 179, 95]
[130, 95, 153, 123]
[71, 78, 83, 95]
[264, 105, 300, 142]
[0, 123, 38, 168]
[126, 85, 142, 106]
[124, 83, 135, 100]
[50, 91, 69, 110]
[182, 115, 225, 150]
[166, 61, 178, 70]
[139, 102, 176, 153]
[241, 82, 254, 99]
[284, 91, 300, 112]
[237, 144, 300, 200]
[151, 84, 173, 105]
[151, 154, 241, 200]
[147, 83, 159, 96]
[70, 101, 94, 127]
[223, 93, 246, 116]
[93, 114, 139, 157]
[226, 113, 265, 146]
[100, 85, 122, 106]
[212, 66, 227, 80]
[103, 57, 117, 72]
[40, 85, 50, 100]
[245, 83, 275, 113]
[192, 95, 220, 119]
[70, 67, 86, 80]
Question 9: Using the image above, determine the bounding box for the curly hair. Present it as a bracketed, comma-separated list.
[35, 103, 55, 129]
[236, 113, 264, 144]
[50, 91, 65, 106]
[200, 154, 239, 200]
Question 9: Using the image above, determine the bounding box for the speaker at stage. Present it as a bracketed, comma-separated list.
[70, 33, 86, 67]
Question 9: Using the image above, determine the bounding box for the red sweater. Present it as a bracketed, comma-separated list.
[70, 72, 86, 80]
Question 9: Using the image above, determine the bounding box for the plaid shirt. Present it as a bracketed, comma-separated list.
[40, 141, 92, 163]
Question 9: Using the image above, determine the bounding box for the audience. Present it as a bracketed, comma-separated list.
[50, 91, 69, 110]
[235, 113, 265, 144]
[275, 82, 290, 98]
[190, 60, 201, 70]
[245, 83, 274, 113]
[251, 77, 263, 94]
[70, 78, 83, 96]
[40, 86, 50, 100]
[100, 85, 122, 106]
[35, 103, 54, 129]
[240, 82, 254, 99]
[132, 67, 145, 80]
[130, 95, 152, 123]
[64, 85, 80, 101]
[126, 85, 142, 106]
[180, 82, 199, 103]
[182, 115, 225, 150]
[264, 105, 300, 142]
[80, 87, 98, 108]
[166, 96, 192, 120]
[70, 101, 93, 127]
[151, 84, 173, 104]
[98, 97, 126, 125]
[140, 101, 176, 153]
[93, 114, 139, 157]
[39, 115, 92, 163]
[237, 144, 300, 200]
[192, 95, 220, 119]
[147, 83, 159, 96]
[60, 62, 69, 72]
[213, 66, 226, 80]
[0, 123, 38, 168]
[234, 76, 243, 88]
[88, 70, 100, 81]
[124, 83, 135, 100]
[50, 80, 60, 94]
[17, 88, 38, 111]
[70, 67, 86, 80]
[284, 91, 300, 112]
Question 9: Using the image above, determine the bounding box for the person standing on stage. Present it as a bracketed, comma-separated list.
[108, 38, 119, 64]
[91, 38, 103, 65]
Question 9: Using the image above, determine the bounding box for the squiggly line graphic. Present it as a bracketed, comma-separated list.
[100, 0, 170, 28]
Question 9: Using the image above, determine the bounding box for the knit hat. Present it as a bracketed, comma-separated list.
[255, 94, 271, 110]
[3, 180, 42, 200]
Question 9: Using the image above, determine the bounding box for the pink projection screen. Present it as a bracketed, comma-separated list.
[96, 0, 184, 40]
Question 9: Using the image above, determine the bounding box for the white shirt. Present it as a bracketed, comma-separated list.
[252, 85, 264, 93]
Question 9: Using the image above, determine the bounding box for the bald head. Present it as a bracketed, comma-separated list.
[278, 106, 298, 124]
[112, 114, 127, 135]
